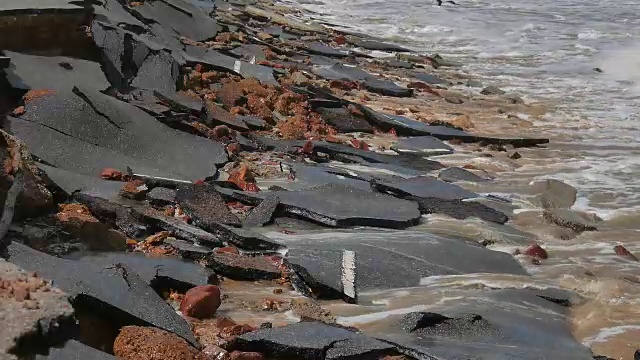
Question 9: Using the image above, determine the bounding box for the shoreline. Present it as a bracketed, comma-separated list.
[0, 0, 636, 359]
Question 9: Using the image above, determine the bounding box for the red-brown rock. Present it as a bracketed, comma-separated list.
[227, 142, 241, 155]
[119, 180, 148, 200]
[614, 245, 638, 261]
[215, 246, 240, 255]
[229, 351, 265, 360]
[113, 326, 206, 360]
[301, 140, 314, 154]
[522, 244, 548, 259]
[350, 139, 369, 151]
[100, 168, 123, 181]
[180, 285, 222, 319]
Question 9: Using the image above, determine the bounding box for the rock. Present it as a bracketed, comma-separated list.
[204, 253, 281, 281]
[438, 167, 488, 183]
[180, 285, 222, 319]
[543, 209, 600, 232]
[509, 152, 522, 159]
[481, 85, 506, 95]
[411, 197, 509, 224]
[377, 288, 593, 360]
[364, 79, 413, 98]
[176, 185, 241, 227]
[391, 136, 453, 156]
[5, 242, 199, 347]
[8, 87, 227, 181]
[283, 230, 526, 299]
[532, 179, 577, 209]
[0, 259, 75, 360]
[466, 79, 483, 87]
[114, 326, 205, 360]
[147, 187, 177, 207]
[243, 195, 280, 228]
[613, 245, 638, 261]
[274, 184, 422, 229]
[316, 107, 374, 133]
[75, 252, 216, 292]
[100, 168, 123, 181]
[372, 176, 477, 201]
[232, 322, 395, 360]
[34, 340, 116, 359]
[522, 244, 548, 259]
[55, 203, 127, 251]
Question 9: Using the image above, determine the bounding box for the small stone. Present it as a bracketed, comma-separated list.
[522, 244, 548, 260]
[614, 245, 638, 261]
[227, 142, 241, 155]
[180, 285, 222, 319]
[100, 168, 123, 181]
[22, 300, 39, 310]
[229, 351, 265, 360]
[259, 322, 273, 329]
[509, 152, 522, 160]
[12, 106, 25, 116]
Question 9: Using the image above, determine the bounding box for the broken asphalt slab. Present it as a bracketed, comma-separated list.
[34, 340, 116, 360]
[274, 184, 422, 229]
[438, 167, 489, 183]
[243, 195, 280, 228]
[372, 288, 594, 360]
[277, 230, 526, 299]
[391, 136, 454, 156]
[205, 252, 281, 281]
[4, 242, 199, 348]
[0, 259, 75, 360]
[411, 197, 509, 224]
[2, 51, 111, 92]
[372, 176, 478, 201]
[358, 106, 549, 147]
[7, 87, 227, 181]
[72, 252, 216, 292]
[232, 321, 396, 360]
[316, 107, 374, 133]
[176, 184, 241, 227]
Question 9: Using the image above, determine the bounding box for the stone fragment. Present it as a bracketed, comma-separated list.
[180, 285, 222, 319]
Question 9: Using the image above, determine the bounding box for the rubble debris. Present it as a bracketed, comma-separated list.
[205, 253, 281, 281]
[5, 242, 199, 347]
[55, 203, 127, 251]
[180, 285, 222, 319]
[113, 326, 205, 360]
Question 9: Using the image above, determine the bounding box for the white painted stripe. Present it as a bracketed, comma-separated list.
[341, 250, 357, 300]
[233, 60, 242, 73]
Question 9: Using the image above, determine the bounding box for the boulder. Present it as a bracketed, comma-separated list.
[531, 179, 577, 209]
[180, 285, 222, 319]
